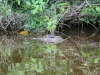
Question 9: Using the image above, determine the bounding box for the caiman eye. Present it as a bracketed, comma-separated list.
[48, 35, 54, 38]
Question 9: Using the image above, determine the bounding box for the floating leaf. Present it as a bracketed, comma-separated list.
[19, 31, 28, 36]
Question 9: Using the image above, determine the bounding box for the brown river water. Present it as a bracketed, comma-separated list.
[0, 27, 100, 75]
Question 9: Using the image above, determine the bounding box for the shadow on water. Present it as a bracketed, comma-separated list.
[0, 28, 100, 75]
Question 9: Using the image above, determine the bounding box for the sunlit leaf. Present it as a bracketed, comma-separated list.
[31, 0, 35, 3]
[31, 58, 37, 62]
[96, 7, 100, 12]
[57, 3, 69, 7]
[47, 21, 52, 26]
[18, 0, 21, 5]
[94, 58, 99, 63]
[25, 1, 31, 5]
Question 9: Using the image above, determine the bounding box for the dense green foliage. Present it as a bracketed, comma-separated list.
[0, 0, 68, 33]
[81, 3, 100, 24]
[0, 0, 100, 32]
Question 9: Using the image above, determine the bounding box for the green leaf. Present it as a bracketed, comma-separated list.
[59, 51, 64, 56]
[31, 0, 35, 3]
[31, 58, 37, 62]
[31, 8, 38, 14]
[18, 0, 21, 5]
[82, 8, 90, 15]
[24, 64, 29, 69]
[47, 21, 52, 26]
[4, 10, 9, 17]
[57, 3, 68, 7]
[96, 7, 100, 12]
[94, 58, 99, 63]
[25, 1, 31, 5]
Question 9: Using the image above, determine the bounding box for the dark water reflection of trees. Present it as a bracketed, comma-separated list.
[0, 29, 100, 75]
